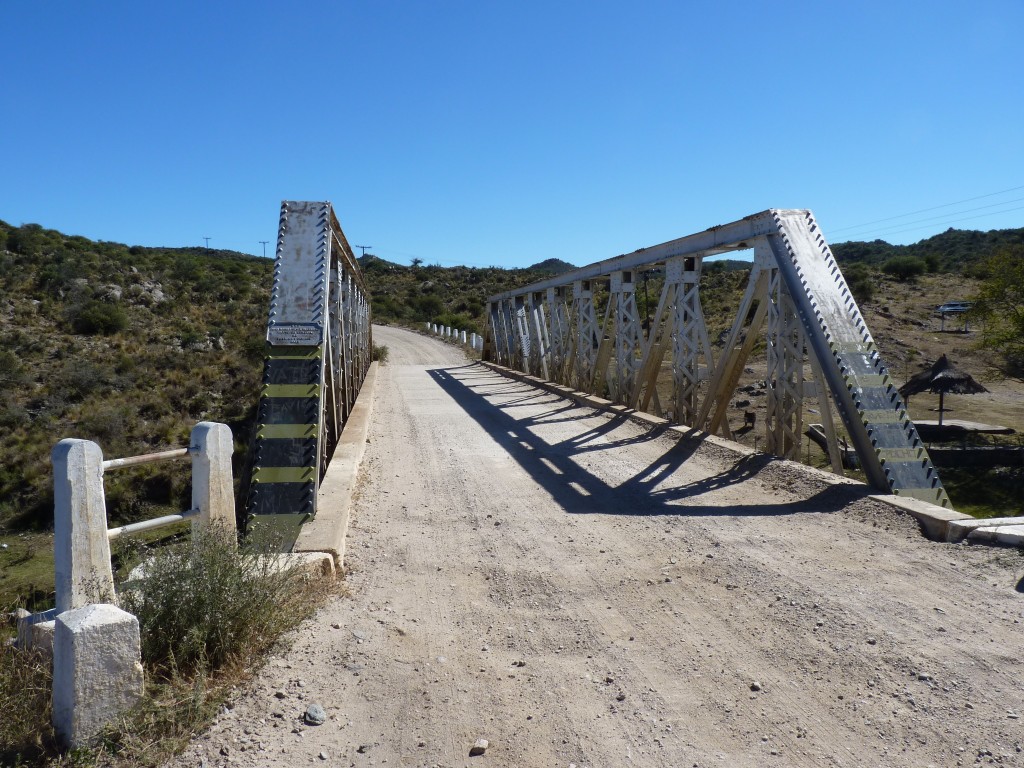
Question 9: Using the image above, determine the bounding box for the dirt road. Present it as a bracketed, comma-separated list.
[176, 326, 1024, 768]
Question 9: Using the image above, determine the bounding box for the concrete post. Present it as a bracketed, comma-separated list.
[53, 440, 116, 614]
[425, 322, 430, 331]
[461, 331, 467, 344]
[191, 422, 236, 545]
[52, 603, 144, 748]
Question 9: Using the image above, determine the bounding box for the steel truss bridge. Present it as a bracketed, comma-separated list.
[243, 204, 948, 540]
[483, 209, 949, 508]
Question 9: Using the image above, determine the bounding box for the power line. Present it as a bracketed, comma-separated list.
[830, 183, 1024, 235]
[849, 196, 1024, 240]
[849, 203, 1024, 240]
[259, 240, 270, 257]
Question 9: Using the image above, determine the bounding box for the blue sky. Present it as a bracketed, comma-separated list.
[2, 1, 1022, 267]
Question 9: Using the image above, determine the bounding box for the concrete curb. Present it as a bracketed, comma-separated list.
[946, 517, 1024, 545]
[476, 361, 1009, 545]
[293, 362, 379, 569]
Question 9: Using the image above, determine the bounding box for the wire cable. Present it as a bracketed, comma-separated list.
[830, 183, 1024, 235]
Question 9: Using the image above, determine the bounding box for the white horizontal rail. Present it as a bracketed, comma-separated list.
[107, 507, 200, 540]
[102, 447, 192, 471]
[53, 421, 236, 615]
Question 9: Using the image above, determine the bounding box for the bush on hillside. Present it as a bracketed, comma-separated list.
[70, 299, 129, 334]
[882, 256, 926, 281]
[841, 262, 875, 304]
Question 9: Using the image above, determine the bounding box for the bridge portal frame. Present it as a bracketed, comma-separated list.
[484, 209, 949, 508]
[246, 201, 372, 538]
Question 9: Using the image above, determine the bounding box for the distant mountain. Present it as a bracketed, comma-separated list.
[527, 258, 577, 275]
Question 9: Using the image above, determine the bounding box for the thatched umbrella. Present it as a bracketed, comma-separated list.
[898, 354, 987, 426]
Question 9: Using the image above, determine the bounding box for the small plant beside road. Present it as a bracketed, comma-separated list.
[0, 532, 337, 767]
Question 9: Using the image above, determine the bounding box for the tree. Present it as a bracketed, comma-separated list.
[882, 256, 926, 281]
[70, 300, 129, 335]
[971, 245, 1024, 370]
[841, 262, 875, 304]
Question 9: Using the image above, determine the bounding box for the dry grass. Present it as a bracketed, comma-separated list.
[0, 533, 341, 768]
[0, 645, 55, 766]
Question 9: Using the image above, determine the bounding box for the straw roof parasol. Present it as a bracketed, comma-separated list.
[898, 354, 987, 426]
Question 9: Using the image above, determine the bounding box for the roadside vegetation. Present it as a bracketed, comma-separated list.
[1, 532, 336, 767]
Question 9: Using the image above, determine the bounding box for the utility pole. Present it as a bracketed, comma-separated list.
[259, 240, 270, 258]
[355, 245, 373, 257]
[203, 237, 211, 249]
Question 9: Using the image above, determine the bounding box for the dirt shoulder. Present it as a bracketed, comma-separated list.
[171, 326, 1024, 768]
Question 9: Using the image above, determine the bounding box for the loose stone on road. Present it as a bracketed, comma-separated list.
[172, 325, 1024, 768]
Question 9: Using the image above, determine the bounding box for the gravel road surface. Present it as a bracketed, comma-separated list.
[174, 325, 1024, 768]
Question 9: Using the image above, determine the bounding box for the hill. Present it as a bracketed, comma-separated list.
[0, 221, 274, 537]
[0, 221, 568, 535]
[831, 226, 1024, 272]
[528, 258, 577, 275]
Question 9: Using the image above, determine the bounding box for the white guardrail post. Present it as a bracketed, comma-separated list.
[52, 439, 117, 614]
[190, 421, 236, 544]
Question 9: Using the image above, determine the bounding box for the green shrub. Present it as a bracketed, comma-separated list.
[881, 256, 926, 281]
[120, 531, 322, 674]
[71, 299, 129, 334]
[372, 343, 390, 364]
[841, 262, 875, 304]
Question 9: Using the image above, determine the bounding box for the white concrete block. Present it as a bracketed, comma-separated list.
[32, 620, 55, 659]
[944, 515, 1021, 542]
[461, 331, 467, 344]
[53, 604, 144, 748]
[17, 610, 55, 659]
[967, 524, 1024, 546]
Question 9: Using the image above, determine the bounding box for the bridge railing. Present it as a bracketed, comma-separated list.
[51, 421, 235, 615]
[426, 322, 484, 352]
[482, 209, 949, 508]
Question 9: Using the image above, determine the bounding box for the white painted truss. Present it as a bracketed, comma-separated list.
[483, 209, 949, 508]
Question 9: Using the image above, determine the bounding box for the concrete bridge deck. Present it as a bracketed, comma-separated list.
[176, 326, 1024, 768]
